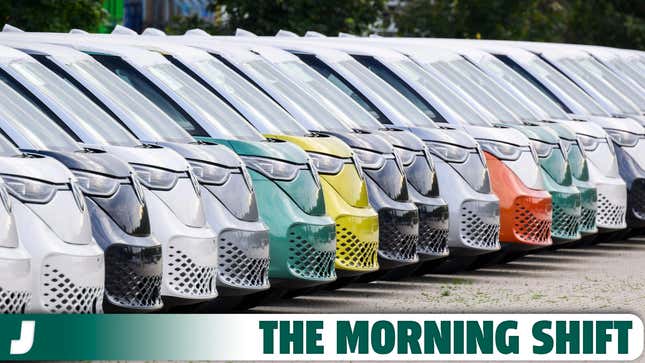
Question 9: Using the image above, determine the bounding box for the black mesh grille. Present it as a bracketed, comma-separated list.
[417, 204, 449, 256]
[378, 208, 419, 263]
[628, 178, 645, 225]
[104, 245, 163, 310]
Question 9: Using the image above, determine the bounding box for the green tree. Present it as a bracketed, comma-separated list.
[394, 0, 644, 49]
[165, 14, 222, 35]
[212, 0, 386, 36]
[0, 0, 108, 32]
[395, 0, 568, 41]
[564, 0, 645, 49]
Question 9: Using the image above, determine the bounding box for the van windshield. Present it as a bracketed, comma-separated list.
[525, 57, 609, 116]
[274, 60, 383, 131]
[0, 75, 81, 152]
[240, 59, 352, 133]
[475, 56, 570, 119]
[384, 58, 494, 127]
[560, 57, 644, 112]
[144, 62, 266, 141]
[607, 57, 645, 90]
[8, 60, 140, 147]
[66, 59, 195, 143]
[188, 57, 309, 136]
[336, 59, 438, 128]
[429, 60, 527, 124]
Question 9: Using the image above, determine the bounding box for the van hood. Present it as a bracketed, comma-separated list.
[205, 137, 310, 164]
[464, 125, 531, 146]
[319, 131, 395, 154]
[155, 141, 241, 169]
[396, 125, 480, 148]
[537, 120, 584, 140]
[372, 128, 426, 152]
[504, 124, 561, 144]
[545, 118, 607, 139]
[28, 148, 131, 180]
[571, 114, 644, 135]
[0, 153, 72, 184]
[264, 133, 353, 158]
[93, 143, 191, 172]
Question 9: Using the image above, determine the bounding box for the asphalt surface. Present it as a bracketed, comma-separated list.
[250, 236, 645, 316]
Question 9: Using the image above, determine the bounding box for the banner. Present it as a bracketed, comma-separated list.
[0, 314, 642, 361]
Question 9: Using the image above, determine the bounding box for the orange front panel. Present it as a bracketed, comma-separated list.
[485, 153, 553, 247]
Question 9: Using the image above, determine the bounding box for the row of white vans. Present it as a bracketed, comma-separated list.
[0, 24, 642, 313]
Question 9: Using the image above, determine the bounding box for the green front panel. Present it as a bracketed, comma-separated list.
[250, 170, 336, 281]
[275, 172, 326, 216]
[540, 150, 573, 186]
[543, 173, 582, 241]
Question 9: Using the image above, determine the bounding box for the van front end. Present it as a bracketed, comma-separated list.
[155, 141, 271, 296]
[266, 134, 379, 276]
[215, 138, 337, 288]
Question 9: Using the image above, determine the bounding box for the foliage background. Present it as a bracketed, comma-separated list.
[0, 0, 643, 50]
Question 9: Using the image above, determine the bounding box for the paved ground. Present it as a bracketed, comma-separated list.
[251, 236, 645, 316]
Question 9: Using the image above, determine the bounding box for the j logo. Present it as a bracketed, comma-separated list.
[10, 321, 34, 355]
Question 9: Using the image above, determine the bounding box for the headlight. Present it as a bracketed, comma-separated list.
[131, 164, 180, 190]
[393, 147, 418, 167]
[478, 140, 522, 161]
[240, 156, 301, 181]
[72, 170, 120, 197]
[605, 129, 640, 147]
[189, 160, 232, 185]
[425, 141, 470, 163]
[307, 152, 345, 175]
[576, 134, 601, 152]
[353, 149, 386, 170]
[2, 175, 58, 204]
[531, 140, 555, 158]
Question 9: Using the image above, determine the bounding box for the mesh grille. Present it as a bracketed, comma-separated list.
[552, 204, 580, 240]
[218, 231, 270, 289]
[512, 200, 551, 245]
[0, 287, 30, 314]
[459, 201, 500, 249]
[167, 245, 217, 297]
[42, 263, 103, 314]
[336, 223, 379, 270]
[629, 178, 645, 221]
[417, 205, 449, 256]
[580, 204, 598, 233]
[287, 226, 336, 280]
[104, 245, 163, 310]
[597, 192, 626, 227]
[378, 209, 419, 263]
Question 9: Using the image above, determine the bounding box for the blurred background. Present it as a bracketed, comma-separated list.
[0, 0, 643, 49]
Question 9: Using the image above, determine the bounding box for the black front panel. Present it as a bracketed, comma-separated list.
[417, 203, 450, 256]
[91, 184, 150, 237]
[377, 208, 419, 265]
[365, 159, 409, 202]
